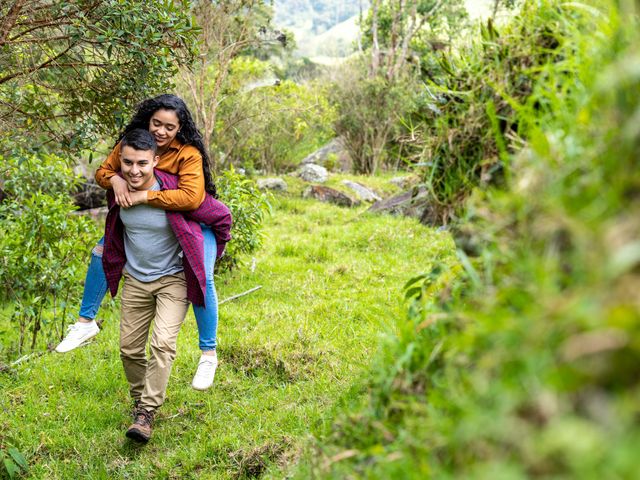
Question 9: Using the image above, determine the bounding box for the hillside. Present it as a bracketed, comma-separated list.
[273, 0, 499, 59]
[273, 0, 366, 58]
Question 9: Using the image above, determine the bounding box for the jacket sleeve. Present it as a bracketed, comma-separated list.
[146, 149, 206, 211]
[94, 143, 122, 190]
[184, 195, 232, 259]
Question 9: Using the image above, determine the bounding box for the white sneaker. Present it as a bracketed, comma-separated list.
[192, 353, 218, 390]
[55, 321, 100, 353]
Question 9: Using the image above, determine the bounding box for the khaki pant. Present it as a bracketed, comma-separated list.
[120, 269, 189, 412]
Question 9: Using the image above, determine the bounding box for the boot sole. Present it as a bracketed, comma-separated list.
[126, 427, 150, 443]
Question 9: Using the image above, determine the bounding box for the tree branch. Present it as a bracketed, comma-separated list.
[0, 43, 74, 85]
[0, 0, 27, 47]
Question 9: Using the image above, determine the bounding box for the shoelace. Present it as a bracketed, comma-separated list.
[134, 410, 153, 427]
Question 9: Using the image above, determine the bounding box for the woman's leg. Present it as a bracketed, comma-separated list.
[191, 225, 219, 390]
[55, 237, 106, 353]
[78, 237, 109, 321]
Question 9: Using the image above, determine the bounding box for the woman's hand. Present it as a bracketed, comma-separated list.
[129, 190, 148, 206]
[111, 176, 132, 208]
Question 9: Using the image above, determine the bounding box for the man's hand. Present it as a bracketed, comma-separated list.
[128, 190, 148, 206]
[111, 176, 132, 208]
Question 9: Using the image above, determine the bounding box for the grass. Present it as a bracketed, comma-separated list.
[0, 178, 455, 479]
[284, 2, 640, 478]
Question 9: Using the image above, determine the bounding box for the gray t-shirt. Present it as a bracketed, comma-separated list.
[120, 180, 183, 282]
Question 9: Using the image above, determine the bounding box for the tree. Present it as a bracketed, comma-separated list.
[365, 0, 468, 80]
[178, 0, 287, 171]
[0, 0, 198, 153]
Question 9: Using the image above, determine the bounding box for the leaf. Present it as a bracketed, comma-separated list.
[3, 457, 19, 479]
[403, 273, 427, 290]
[404, 286, 423, 300]
[8, 448, 27, 471]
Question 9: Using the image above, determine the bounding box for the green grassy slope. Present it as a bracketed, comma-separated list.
[0, 179, 454, 479]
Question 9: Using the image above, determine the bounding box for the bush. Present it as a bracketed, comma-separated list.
[0, 152, 99, 358]
[405, 1, 578, 223]
[330, 60, 418, 174]
[291, 1, 640, 477]
[215, 168, 271, 272]
[215, 57, 336, 173]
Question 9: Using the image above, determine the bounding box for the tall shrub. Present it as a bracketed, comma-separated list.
[215, 58, 336, 173]
[331, 60, 418, 174]
[408, 2, 575, 223]
[215, 168, 271, 272]
[0, 153, 99, 357]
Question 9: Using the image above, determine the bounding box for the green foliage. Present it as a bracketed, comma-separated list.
[0, 0, 198, 153]
[331, 61, 418, 174]
[0, 446, 28, 480]
[215, 168, 271, 271]
[291, 1, 640, 477]
[361, 0, 469, 51]
[0, 153, 99, 357]
[405, 1, 580, 223]
[216, 58, 336, 172]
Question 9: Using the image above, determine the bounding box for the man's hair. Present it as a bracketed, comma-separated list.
[120, 128, 157, 153]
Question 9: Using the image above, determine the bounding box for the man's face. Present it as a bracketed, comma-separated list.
[120, 146, 158, 191]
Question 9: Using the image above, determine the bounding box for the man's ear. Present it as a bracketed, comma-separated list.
[153, 155, 159, 167]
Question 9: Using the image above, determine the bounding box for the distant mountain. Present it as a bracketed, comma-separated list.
[273, 0, 365, 35]
[272, 0, 497, 60]
[273, 0, 367, 58]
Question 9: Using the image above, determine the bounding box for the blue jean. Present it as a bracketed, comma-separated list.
[192, 226, 218, 351]
[78, 226, 218, 351]
[78, 236, 108, 320]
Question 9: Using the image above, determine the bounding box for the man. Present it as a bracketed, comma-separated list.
[102, 128, 230, 442]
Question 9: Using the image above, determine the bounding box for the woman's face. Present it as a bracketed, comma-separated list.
[149, 109, 180, 149]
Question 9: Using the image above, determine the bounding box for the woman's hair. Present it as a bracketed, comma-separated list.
[116, 94, 217, 197]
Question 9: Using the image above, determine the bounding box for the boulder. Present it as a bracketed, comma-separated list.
[73, 179, 106, 210]
[298, 163, 328, 183]
[303, 185, 360, 207]
[301, 138, 342, 166]
[368, 185, 439, 224]
[257, 178, 288, 191]
[71, 206, 108, 221]
[301, 138, 351, 172]
[389, 175, 419, 189]
[341, 180, 381, 202]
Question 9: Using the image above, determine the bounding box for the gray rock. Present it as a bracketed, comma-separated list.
[341, 180, 381, 202]
[368, 186, 439, 224]
[257, 178, 287, 191]
[301, 138, 343, 166]
[73, 179, 106, 209]
[298, 163, 328, 183]
[301, 138, 352, 172]
[389, 175, 417, 189]
[71, 206, 108, 221]
[303, 185, 360, 208]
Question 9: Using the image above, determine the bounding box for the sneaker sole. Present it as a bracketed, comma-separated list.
[191, 382, 214, 391]
[54, 329, 100, 353]
[125, 427, 150, 443]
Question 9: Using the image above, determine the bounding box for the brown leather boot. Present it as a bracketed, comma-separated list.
[131, 399, 140, 420]
[126, 408, 155, 443]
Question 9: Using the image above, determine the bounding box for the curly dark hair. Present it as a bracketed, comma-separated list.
[116, 94, 217, 197]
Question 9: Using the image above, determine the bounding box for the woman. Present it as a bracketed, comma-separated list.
[55, 94, 229, 391]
